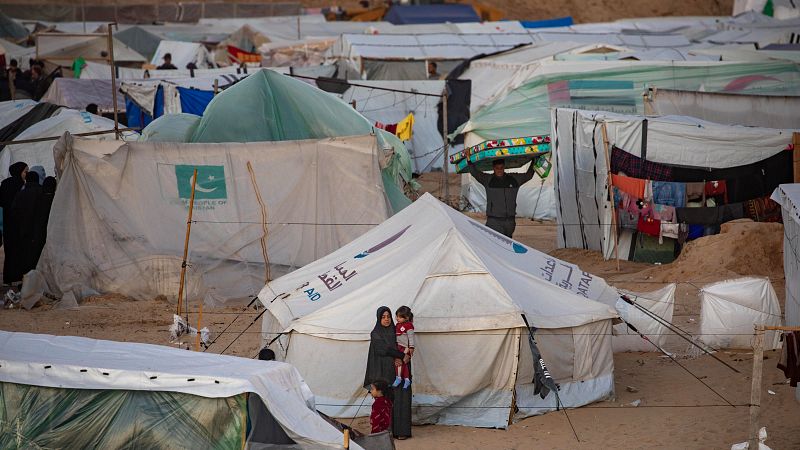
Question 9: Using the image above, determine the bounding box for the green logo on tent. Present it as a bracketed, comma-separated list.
[175, 165, 227, 199]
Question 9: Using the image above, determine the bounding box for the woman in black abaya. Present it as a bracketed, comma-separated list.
[363, 306, 412, 440]
[0, 162, 28, 284]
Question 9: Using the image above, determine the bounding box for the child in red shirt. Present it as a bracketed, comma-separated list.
[393, 306, 415, 389]
[369, 379, 392, 434]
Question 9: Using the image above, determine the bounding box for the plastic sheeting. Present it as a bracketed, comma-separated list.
[40, 78, 125, 112]
[36, 133, 391, 306]
[551, 108, 798, 258]
[614, 284, 676, 352]
[700, 277, 782, 350]
[0, 330, 361, 450]
[259, 193, 619, 427]
[772, 184, 800, 327]
[644, 88, 800, 129]
[0, 109, 138, 180]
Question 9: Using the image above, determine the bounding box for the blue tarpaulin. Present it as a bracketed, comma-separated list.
[126, 86, 213, 128]
[177, 87, 214, 116]
[521, 16, 574, 29]
[384, 4, 480, 25]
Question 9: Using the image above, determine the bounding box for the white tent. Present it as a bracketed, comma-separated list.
[259, 193, 620, 428]
[32, 133, 392, 306]
[615, 284, 676, 352]
[10, 35, 146, 68]
[79, 60, 247, 80]
[0, 330, 359, 449]
[551, 108, 798, 259]
[0, 109, 138, 180]
[151, 40, 213, 69]
[0, 99, 36, 129]
[339, 80, 445, 172]
[700, 277, 783, 350]
[40, 78, 124, 113]
[644, 88, 800, 129]
[772, 184, 800, 327]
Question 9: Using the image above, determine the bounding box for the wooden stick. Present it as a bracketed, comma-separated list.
[246, 161, 271, 282]
[442, 88, 450, 204]
[764, 325, 800, 331]
[177, 168, 198, 317]
[106, 22, 120, 139]
[748, 324, 765, 449]
[600, 123, 621, 271]
[343, 428, 350, 450]
[792, 132, 800, 183]
[195, 301, 203, 351]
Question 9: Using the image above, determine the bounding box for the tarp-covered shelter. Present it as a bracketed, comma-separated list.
[150, 40, 213, 70]
[0, 11, 28, 41]
[700, 277, 783, 350]
[384, 4, 480, 25]
[0, 330, 360, 449]
[772, 183, 800, 327]
[121, 79, 216, 129]
[31, 133, 393, 306]
[0, 99, 37, 129]
[115, 25, 163, 61]
[40, 78, 124, 113]
[644, 88, 800, 129]
[0, 109, 138, 180]
[552, 109, 798, 260]
[14, 36, 146, 68]
[259, 193, 619, 428]
[189, 69, 413, 212]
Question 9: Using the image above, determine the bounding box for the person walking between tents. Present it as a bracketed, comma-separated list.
[0, 162, 27, 285]
[468, 158, 535, 238]
[364, 306, 412, 440]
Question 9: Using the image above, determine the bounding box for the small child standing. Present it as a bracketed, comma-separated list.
[369, 379, 392, 434]
[393, 306, 414, 389]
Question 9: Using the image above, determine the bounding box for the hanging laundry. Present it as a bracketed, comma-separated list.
[611, 174, 645, 199]
[777, 331, 800, 387]
[705, 180, 728, 204]
[744, 197, 782, 223]
[687, 224, 704, 241]
[637, 215, 660, 237]
[685, 182, 705, 202]
[659, 222, 682, 244]
[652, 181, 686, 208]
[610, 146, 673, 181]
[395, 113, 414, 141]
[652, 204, 676, 222]
[676, 202, 745, 225]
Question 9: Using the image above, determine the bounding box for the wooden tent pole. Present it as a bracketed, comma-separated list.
[748, 324, 765, 449]
[177, 168, 198, 318]
[194, 302, 203, 351]
[792, 132, 800, 183]
[600, 123, 620, 271]
[107, 22, 120, 139]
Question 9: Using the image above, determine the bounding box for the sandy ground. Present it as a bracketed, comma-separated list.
[2, 178, 798, 448]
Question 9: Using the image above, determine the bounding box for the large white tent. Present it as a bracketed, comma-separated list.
[150, 40, 213, 69]
[0, 109, 138, 180]
[0, 99, 37, 129]
[551, 108, 798, 259]
[0, 330, 359, 449]
[772, 184, 800, 327]
[259, 193, 620, 428]
[31, 133, 392, 306]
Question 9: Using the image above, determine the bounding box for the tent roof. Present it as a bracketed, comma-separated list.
[0, 10, 28, 40]
[330, 32, 535, 60]
[0, 330, 359, 449]
[773, 184, 800, 227]
[40, 78, 124, 112]
[384, 4, 480, 25]
[11, 35, 146, 63]
[115, 25, 163, 61]
[261, 193, 618, 338]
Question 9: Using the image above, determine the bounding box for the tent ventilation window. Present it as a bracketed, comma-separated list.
[44, 365, 51, 369]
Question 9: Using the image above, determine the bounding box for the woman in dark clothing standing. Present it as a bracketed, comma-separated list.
[0, 161, 27, 284]
[30, 176, 56, 269]
[364, 306, 412, 440]
[11, 171, 42, 276]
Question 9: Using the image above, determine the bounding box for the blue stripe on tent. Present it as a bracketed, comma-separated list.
[177, 87, 214, 116]
[521, 16, 574, 29]
[568, 80, 634, 90]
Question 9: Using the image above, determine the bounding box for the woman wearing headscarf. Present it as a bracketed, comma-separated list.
[30, 176, 56, 269]
[364, 306, 413, 440]
[0, 161, 27, 284]
[11, 170, 42, 276]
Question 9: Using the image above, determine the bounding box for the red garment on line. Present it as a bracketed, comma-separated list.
[611, 174, 646, 199]
[637, 215, 661, 237]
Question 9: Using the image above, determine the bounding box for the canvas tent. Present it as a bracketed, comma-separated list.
[31, 133, 392, 306]
[151, 40, 213, 69]
[644, 88, 800, 129]
[0, 109, 138, 180]
[0, 99, 37, 130]
[551, 109, 798, 260]
[700, 277, 783, 350]
[259, 193, 620, 428]
[772, 183, 800, 327]
[114, 25, 163, 61]
[40, 78, 124, 113]
[0, 330, 359, 449]
[12, 35, 146, 68]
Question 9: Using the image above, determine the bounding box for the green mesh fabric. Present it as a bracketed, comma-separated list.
[462, 61, 800, 142]
[0, 382, 246, 449]
[190, 69, 412, 212]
